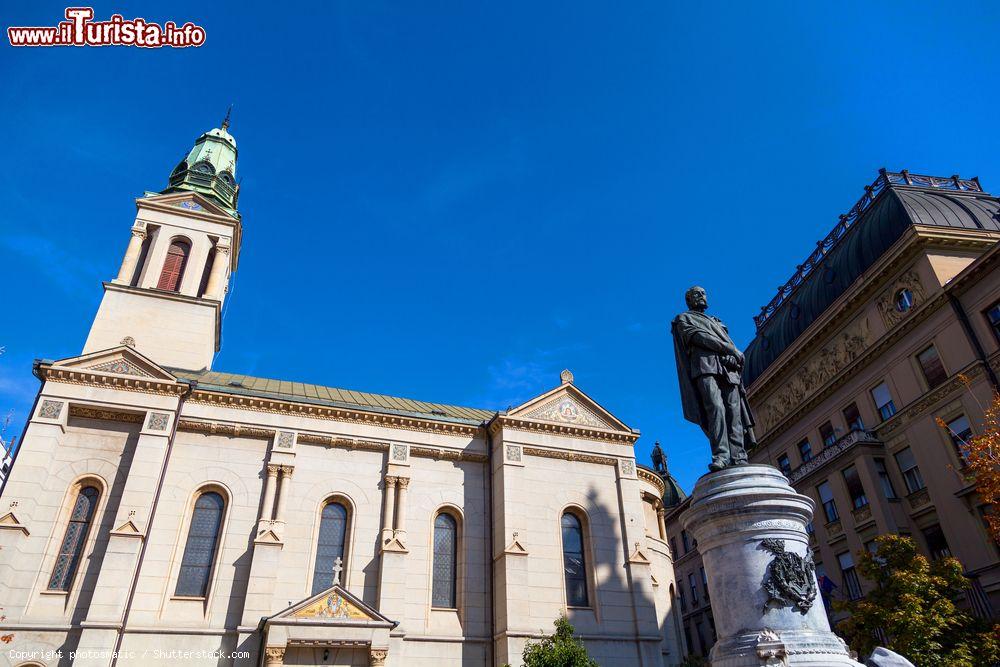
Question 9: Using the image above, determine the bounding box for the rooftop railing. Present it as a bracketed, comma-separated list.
[753, 169, 983, 330]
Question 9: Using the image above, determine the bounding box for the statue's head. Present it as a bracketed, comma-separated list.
[685, 285, 708, 310]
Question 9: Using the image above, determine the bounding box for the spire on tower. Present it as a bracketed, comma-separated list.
[160, 116, 240, 217]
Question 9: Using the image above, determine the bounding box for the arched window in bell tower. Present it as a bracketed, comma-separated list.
[157, 238, 191, 292]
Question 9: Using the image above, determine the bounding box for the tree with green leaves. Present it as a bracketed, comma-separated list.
[520, 616, 599, 667]
[834, 534, 1000, 667]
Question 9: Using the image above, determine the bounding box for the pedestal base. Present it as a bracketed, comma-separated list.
[680, 465, 862, 667]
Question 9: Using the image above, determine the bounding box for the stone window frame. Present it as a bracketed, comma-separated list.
[983, 299, 1000, 345]
[427, 504, 464, 615]
[306, 493, 357, 596]
[934, 399, 975, 470]
[39, 474, 109, 600]
[168, 482, 231, 608]
[558, 504, 599, 613]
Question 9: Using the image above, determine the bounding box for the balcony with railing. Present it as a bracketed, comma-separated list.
[787, 429, 881, 485]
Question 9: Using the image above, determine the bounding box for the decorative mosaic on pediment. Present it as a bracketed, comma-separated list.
[291, 589, 371, 620]
[756, 317, 872, 434]
[521, 394, 616, 430]
[85, 358, 155, 378]
[875, 270, 927, 329]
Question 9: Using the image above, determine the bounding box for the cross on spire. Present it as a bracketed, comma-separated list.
[332, 556, 343, 586]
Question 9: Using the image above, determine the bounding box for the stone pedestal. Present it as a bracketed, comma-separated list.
[680, 465, 861, 667]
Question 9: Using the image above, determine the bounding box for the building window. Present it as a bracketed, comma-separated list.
[683, 623, 692, 651]
[798, 439, 813, 463]
[819, 421, 836, 447]
[777, 453, 791, 476]
[985, 301, 1000, 343]
[681, 529, 692, 554]
[805, 520, 815, 536]
[945, 414, 973, 463]
[175, 491, 224, 598]
[838, 551, 863, 600]
[48, 485, 100, 591]
[922, 524, 952, 560]
[895, 288, 914, 312]
[700, 566, 709, 600]
[670, 536, 678, 558]
[695, 621, 707, 654]
[433, 512, 458, 608]
[842, 465, 868, 510]
[688, 572, 699, 605]
[157, 238, 191, 292]
[311, 501, 348, 595]
[917, 345, 947, 389]
[894, 447, 926, 494]
[871, 382, 896, 421]
[874, 458, 897, 500]
[843, 402, 864, 432]
[680, 587, 688, 612]
[561, 512, 589, 607]
[817, 481, 839, 523]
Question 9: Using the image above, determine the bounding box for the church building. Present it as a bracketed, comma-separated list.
[0, 120, 684, 666]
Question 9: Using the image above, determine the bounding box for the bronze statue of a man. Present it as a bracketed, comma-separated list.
[672, 286, 757, 471]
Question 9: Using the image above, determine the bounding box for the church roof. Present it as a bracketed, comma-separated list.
[743, 170, 1000, 387]
[172, 368, 496, 424]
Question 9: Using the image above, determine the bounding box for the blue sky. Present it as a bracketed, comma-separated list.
[2, 2, 999, 492]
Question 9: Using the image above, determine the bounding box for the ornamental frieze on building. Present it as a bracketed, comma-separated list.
[755, 317, 871, 434]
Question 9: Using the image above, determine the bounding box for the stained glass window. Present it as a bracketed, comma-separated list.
[175, 491, 224, 597]
[48, 486, 99, 591]
[311, 501, 348, 595]
[561, 512, 588, 607]
[432, 513, 457, 608]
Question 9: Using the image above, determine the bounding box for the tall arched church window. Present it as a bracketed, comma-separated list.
[311, 501, 349, 595]
[561, 512, 589, 607]
[175, 491, 224, 597]
[48, 485, 100, 591]
[157, 239, 190, 292]
[432, 512, 458, 608]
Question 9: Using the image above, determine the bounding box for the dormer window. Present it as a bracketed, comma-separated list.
[218, 170, 234, 186]
[192, 160, 215, 175]
[157, 239, 190, 292]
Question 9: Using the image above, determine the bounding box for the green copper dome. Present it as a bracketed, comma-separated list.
[161, 113, 240, 217]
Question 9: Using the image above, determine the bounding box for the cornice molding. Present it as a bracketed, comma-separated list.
[492, 415, 638, 445]
[637, 468, 666, 495]
[177, 419, 274, 439]
[876, 361, 988, 440]
[187, 390, 483, 438]
[37, 364, 187, 397]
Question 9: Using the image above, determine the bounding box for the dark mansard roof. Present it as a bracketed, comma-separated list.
[743, 170, 1000, 387]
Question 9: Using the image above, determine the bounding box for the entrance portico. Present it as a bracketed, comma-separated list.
[260, 583, 396, 666]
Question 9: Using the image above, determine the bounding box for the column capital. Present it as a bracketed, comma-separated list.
[264, 646, 285, 665]
[370, 648, 388, 666]
[279, 464, 294, 476]
[656, 507, 666, 518]
[131, 228, 147, 240]
[216, 243, 232, 256]
[266, 463, 281, 476]
[384, 475, 399, 487]
[396, 476, 410, 489]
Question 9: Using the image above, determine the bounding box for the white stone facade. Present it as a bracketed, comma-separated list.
[0, 125, 683, 667]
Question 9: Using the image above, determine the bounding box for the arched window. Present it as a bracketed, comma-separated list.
[157, 239, 190, 292]
[175, 491, 224, 597]
[48, 485, 100, 591]
[432, 512, 458, 608]
[311, 501, 349, 595]
[561, 512, 589, 607]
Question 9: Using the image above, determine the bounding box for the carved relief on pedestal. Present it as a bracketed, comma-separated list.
[756, 316, 871, 433]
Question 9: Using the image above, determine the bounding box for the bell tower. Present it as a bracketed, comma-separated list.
[82, 114, 243, 371]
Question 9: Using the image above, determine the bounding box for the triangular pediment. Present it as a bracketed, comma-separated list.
[272, 584, 394, 626]
[141, 190, 233, 218]
[51, 346, 177, 381]
[507, 381, 631, 433]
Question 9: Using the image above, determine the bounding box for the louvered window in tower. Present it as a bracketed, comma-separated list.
[175, 491, 224, 597]
[48, 486, 100, 591]
[311, 501, 348, 595]
[157, 239, 190, 292]
[432, 513, 457, 608]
